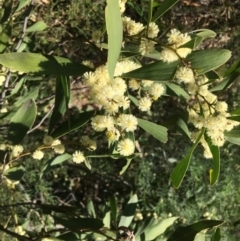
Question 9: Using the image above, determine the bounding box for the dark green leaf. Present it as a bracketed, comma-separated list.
[40, 204, 78, 215]
[186, 49, 231, 75]
[8, 99, 37, 144]
[118, 194, 138, 227]
[152, 0, 179, 22]
[0, 53, 92, 76]
[50, 111, 95, 138]
[0, 23, 11, 53]
[53, 216, 104, 230]
[4, 165, 25, 181]
[138, 118, 168, 143]
[171, 128, 205, 188]
[105, 0, 123, 80]
[40, 153, 71, 179]
[56, 232, 80, 241]
[167, 220, 223, 241]
[48, 76, 70, 133]
[205, 135, 220, 186]
[211, 228, 221, 241]
[0, 0, 12, 23]
[122, 60, 180, 81]
[109, 196, 117, 227]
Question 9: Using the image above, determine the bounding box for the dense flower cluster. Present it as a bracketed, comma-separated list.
[174, 70, 239, 158]
[160, 29, 192, 62]
[84, 59, 165, 156]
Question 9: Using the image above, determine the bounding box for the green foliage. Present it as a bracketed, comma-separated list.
[0, 0, 239, 240]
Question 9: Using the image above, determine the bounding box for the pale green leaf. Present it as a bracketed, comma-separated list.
[0, 53, 91, 75]
[139, 217, 178, 241]
[138, 118, 168, 143]
[118, 194, 138, 228]
[26, 20, 47, 32]
[105, 0, 123, 80]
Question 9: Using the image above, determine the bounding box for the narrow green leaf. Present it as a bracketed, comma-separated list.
[118, 194, 138, 228]
[56, 232, 80, 241]
[152, 0, 179, 22]
[50, 111, 95, 139]
[0, 23, 11, 53]
[175, 118, 191, 139]
[186, 49, 231, 75]
[147, 0, 154, 25]
[167, 220, 223, 241]
[48, 76, 69, 134]
[211, 227, 221, 241]
[194, 233, 205, 241]
[14, 86, 39, 107]
[8, 99, 37, 144]
[4, 166, 25, 182]
[138, 118, 168, 143]
[192, 29, 217, 39]
[170, 128, 205, 188]
[109, 196, 117, 227]
[87, 199, 96, 218]
[53, 216, 104, 230]
[0, 0, 12, 23]
[103, 209, 111, 229]
[26, 20, 47, 32]
[105, 0, 123, 80]
[205, 135, 220, 186]
[9, 77, 25, 97]
[119, 157, 132, 175]
[224, 130, 240, 145]
[122, 60, 180, 81]
[15, 0, 30, 13]
[40, 153, 71, 179]
[40, 204, 78, 215]
[165, 82, 190, 100]
[0, 53, 92, 76]
[142, 217, 178, 241]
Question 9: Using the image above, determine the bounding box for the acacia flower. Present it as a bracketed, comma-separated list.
[138, 97, 152, 111]
[117, 114, 138, 132]
[12, 145, 24, 157]
[147, 22, 159, 38]
[72, 151, 85, 164]
[43, 135, 54, 146]
[53, 144, 65, 154]
[117, 138, 135, 156]
[32, 150, 44, 160]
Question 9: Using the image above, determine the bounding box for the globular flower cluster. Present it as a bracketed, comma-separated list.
[84, 60, 164, 156]
[160, 29, 192, 62]
[175, 68, 239, 158]
[122, 16, 160, 56]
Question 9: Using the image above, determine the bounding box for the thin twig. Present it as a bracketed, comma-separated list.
[27, 104, 54, 134]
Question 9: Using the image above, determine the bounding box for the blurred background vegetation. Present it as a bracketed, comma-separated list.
[0, 0, 240, 240]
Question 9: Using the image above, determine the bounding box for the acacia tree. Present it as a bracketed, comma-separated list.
[0, 0, 239, 240]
